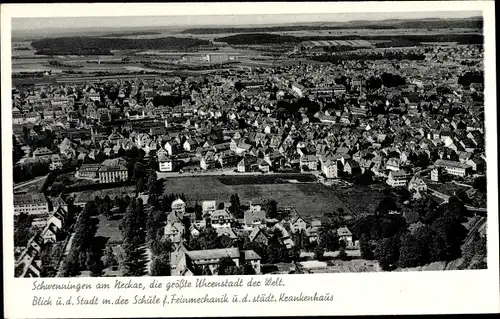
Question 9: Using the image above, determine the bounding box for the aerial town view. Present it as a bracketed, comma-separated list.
[11, 12, 487, 278]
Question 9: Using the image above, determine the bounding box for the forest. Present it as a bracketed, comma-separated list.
[183, 17, 482, 34]
[31, 37, 211, 55]
[311, 51, 426, 64]
[215, 33, 483, 46]
[214, 33, 301, 45]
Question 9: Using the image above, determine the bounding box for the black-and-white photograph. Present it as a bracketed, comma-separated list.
[11, 10, 488, 280]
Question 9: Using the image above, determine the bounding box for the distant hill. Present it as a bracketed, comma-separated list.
[215, 33, 483, 46]
[214, 33, 301, 45]
[183, 17, 483, 34]
[98, 31, 162, 37]
[31, 36, 211, 55]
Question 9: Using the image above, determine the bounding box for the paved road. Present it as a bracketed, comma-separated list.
[13, 175, 48, 190]
[157, 170, 316, 179]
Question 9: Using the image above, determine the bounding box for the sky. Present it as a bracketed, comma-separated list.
[12, 11, 481, 31]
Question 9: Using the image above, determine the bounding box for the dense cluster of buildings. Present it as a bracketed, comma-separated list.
[12, 43, 485, 276]
[166, 198, 355, 276]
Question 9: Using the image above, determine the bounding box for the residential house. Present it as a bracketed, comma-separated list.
[158, 155, 174, 172]
[300, 155, 318, 171]
[257, 159, 270, 173]
[237, 156, 258, 173]
[337, 227, 354, 248]
[171, 198, 187, 215]
[164, 222, 185, 242]
[290, 216, 307, 234]
[208, 209, 233, 228]
[322, 159, 338, 179]
[249, 228, 270, 245]
[49, 154, 63, 171]
[244, 209, 267, 229]
[408, 175, 428, 192]
[387, 171, 410, 188]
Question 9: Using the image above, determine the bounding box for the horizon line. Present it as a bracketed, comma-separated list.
[11, 12, 483, 32]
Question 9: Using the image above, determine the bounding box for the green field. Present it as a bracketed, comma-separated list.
[162, 176, 352, 221]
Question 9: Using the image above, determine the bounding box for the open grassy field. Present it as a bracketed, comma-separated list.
[162, 176, 352, 221]
[95, 214, 123, 244]
[218, 173, 317, 185]
[334, 186, 387, 217]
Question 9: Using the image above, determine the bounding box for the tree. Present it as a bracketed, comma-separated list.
[354, 171, 373, 186]
[14, 213, 35, 247]
[132, 162, 145, 181]
[338, 248, 349, 261]
[318, 224, 339, 252]
[120, 197, 147, 276]
[410, 196, 439, 223]
[217, 257, 240, 275]
[374, 236, 400, 271]
[359, 234, 375, 260]
[473, 176, 487, 193]
[443, 196, 468, 221]
[150, 254, 171, 276]
[263, 200, 278, 219]
[15, 264, 25, 277]
[189, 227, 222, 250]
[314, 245, 325, 261]
[415, 153, 430, 168]
[470, 260, 487, 269]
[149, 156, 158, 171]
[148, 171, 158, 195]
[89, 257, 104, 277]
[366, 76, 383, 91]
[398, 231, 428, 268]
[430, 214, 467, 262]
[61, 251, 80, 277]
[72, 202, 98, 252]
[292, 229, 306, 250]
[243, 262, 256, 275]
[220, 234, 235, 248]
[150, 229, 173, 257]
[136, 176, 145, 194]
[266, 229, 287, 263]
[103, 245, 118, 268]
[229, 194, 242, 219]
[194, 202, 203, 220]
[377, 196, 398, 214]
[380, 72, 406, 88]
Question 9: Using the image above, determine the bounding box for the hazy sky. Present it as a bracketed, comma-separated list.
[12, 11, 481, 31]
